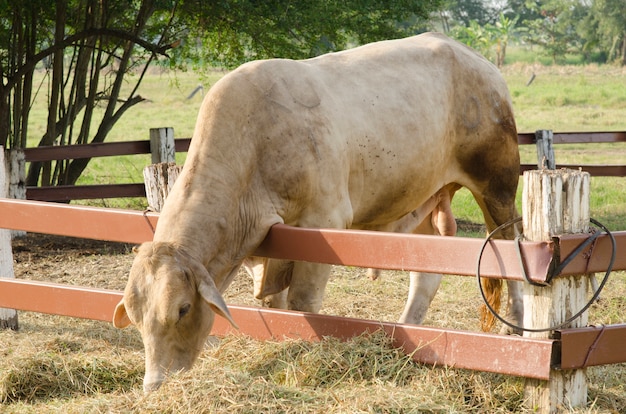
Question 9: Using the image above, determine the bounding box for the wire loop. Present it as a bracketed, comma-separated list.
[476, 217, 616, 333]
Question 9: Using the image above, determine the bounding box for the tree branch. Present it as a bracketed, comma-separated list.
[3, 27, 176, 93]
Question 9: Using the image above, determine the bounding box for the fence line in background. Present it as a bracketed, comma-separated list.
[6, 130, 625, 202]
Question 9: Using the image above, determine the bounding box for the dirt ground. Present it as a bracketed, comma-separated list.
[11, 233, 135, 291]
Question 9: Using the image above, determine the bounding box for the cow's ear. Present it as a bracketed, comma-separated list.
[184, 253, 238, 329]
[113, 300, 132, 328]
[198, 279, 238, 329]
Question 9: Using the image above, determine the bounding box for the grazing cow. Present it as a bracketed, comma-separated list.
[113, 32, 522, 391]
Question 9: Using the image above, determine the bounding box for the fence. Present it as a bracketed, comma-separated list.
[9, 129, 626, 202]
[0, 187, 625, 411]
[2, 131, 626, 411]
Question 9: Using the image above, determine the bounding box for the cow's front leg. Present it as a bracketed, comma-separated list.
[286, 262, 332, 313]
[399, 271, 442, 324]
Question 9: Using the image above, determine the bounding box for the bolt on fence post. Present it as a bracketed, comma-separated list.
[522, 168, 591, 412]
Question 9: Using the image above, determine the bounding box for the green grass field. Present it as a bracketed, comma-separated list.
[4, 62, 626, 413]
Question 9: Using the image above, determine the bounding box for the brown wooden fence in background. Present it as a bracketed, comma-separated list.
[14, 130, 626, 202]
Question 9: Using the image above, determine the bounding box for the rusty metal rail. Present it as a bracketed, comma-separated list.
[0, 278, 555, 380]
[1, 198, 624, 281]
[1, 198, 626, 379]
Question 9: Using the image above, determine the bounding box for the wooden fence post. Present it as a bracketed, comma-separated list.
[145, 127, 181, 212]
[535, 129, 555, 169]
[149, 127, 176, 164]
[0, 147, 19, 329]
[522, 168, 590, 412]
[143, 162, 182, 212]
[7, 148, 26, 238]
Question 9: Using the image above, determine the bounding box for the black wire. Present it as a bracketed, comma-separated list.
[476, 217, 616, 333]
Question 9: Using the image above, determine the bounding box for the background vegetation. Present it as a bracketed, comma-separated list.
[2, 0, 626, 190]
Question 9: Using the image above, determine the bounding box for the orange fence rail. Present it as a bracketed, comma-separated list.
[1, 198, 625, 379]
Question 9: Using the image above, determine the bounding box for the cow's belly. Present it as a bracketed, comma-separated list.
[346, 146, 457, 228]
[350, 186, 438, 228]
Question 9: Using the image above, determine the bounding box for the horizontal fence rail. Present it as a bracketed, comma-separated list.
[1, 198, 626, 380]
[14, 131, 626, 201]
[1, 198, 625, 280]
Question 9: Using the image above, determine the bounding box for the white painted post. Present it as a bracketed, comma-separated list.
[0, 147, 19, 330]
[7, 148, 26, 201]
[149, 127, 176, 164]
[522, 168, 590, 412]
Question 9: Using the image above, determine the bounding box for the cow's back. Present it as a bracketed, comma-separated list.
[188, 32, 518, 230]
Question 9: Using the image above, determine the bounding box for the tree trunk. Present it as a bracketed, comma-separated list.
[622, 31, 626, 66]
[62, 0, 156, 186]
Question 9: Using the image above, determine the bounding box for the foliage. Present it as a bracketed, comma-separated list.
[0, 0, 442, 189]
[440, 1, 626, 67]
[168, 0, 441, 70]
[451, 13, 521, 67]
[583, 0, 626, 64]
[519, 0, 626, 65]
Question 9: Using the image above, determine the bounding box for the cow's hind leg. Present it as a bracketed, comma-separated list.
[399, 271, 442, 324]
[471, 181, 523, 334]
[400, 187, 457, 324]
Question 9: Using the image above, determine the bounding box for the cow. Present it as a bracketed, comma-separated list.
[112, 32, 522, 392]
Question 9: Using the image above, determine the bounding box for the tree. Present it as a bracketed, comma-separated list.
[0, 0, 443, 190]
[1, 0, 175, 187]
[451, 13, 519, 67]
[439, 0, 493, 29]
[584, 0, 626, 64]
[521, 0, 588, 64]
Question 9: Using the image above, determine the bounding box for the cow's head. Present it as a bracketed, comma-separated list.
[112, 242, 236, 392]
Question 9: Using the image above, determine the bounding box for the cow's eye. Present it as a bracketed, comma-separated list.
[179, 304, 191, 320]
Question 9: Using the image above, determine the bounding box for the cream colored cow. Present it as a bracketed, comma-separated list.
[113, 32, 522, 391]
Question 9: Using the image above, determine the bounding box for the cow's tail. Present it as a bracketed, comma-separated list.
[480, 278, 502, 332]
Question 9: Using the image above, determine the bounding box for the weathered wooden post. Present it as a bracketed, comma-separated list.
[535, 129, 556, 169]
[144, 127, 182, 212]
[143, 162, 182, 212]
[149, 127, 176, 164]
[522, 168, 591, 412]
[0, 147, 19, 329]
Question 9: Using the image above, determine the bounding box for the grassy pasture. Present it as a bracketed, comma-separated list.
[2, 63, 626, 412]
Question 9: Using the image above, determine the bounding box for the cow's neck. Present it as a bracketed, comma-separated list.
[153, 159, 280, 291]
